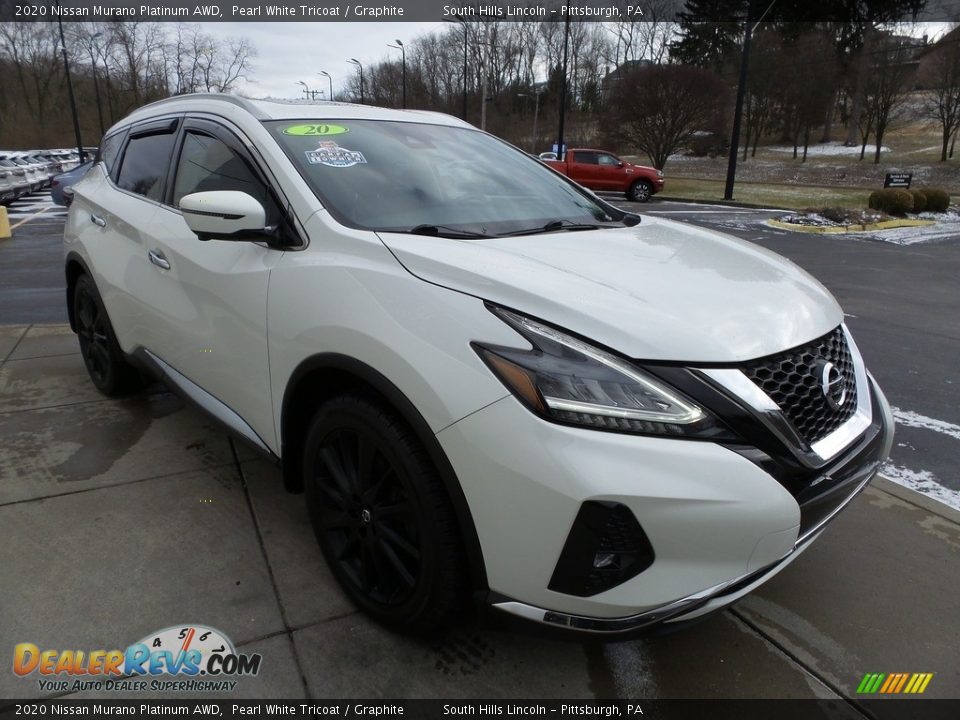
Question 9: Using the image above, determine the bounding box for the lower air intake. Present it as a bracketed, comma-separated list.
[548, 501, 655, 597]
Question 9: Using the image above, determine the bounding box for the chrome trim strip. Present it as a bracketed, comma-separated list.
[492, 556, 790, 634]
[695, 366, 810, 455]
[696, 323, 873, 465]
[809, 324, 872, 461]
[143, 349, 273, 455]
[698, 367, 779, 413]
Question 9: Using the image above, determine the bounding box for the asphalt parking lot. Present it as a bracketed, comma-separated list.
[1, 192, 958, 706]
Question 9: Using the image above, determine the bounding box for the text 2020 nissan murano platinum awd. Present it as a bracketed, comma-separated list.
[64, 95, 894, 634]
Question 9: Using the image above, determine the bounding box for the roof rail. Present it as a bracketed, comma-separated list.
[133, 93, 269, 120]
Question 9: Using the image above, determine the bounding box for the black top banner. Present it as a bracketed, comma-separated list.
[1, 699, 960, 720]
[2, 0, 959, 23]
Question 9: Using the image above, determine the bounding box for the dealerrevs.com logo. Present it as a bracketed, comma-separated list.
[13, 624, 262, 693]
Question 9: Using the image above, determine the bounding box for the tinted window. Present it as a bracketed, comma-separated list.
[97, 132, 126, 174]
[116, 132, 176, 201]
[173, 131, 267, 208]
[573, 152, 599, 165]
[598, 154, 619, 166]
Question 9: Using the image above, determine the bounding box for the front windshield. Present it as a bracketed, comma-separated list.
[265, 119, 617, 237]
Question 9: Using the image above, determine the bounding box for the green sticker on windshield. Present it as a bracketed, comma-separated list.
[282, 123, 349, 137]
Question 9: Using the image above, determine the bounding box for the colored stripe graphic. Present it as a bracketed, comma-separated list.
[857, 672, 933, 694]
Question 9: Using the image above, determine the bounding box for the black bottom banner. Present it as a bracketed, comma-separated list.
[1, 700, 959, 720]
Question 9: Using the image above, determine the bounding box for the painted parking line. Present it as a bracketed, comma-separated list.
[9, 205, 52, 230]
[892, 407, 960, 441]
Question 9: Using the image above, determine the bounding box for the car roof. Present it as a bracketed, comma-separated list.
[118, 93, 472, 132]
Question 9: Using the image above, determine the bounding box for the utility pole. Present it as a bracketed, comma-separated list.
[56, 11, 85, 162]
[556, 15, 571, 160]
[480, 24, 489, 131]
[724, 0, 756, 201]
[89, 32, 105, 137]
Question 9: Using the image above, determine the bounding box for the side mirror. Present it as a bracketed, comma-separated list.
[179, 191, 268, 241]
[617, 161, 625, 167]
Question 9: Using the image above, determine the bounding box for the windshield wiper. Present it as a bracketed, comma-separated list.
[498, 219, 610, 237]
[402, 224, 490, 239]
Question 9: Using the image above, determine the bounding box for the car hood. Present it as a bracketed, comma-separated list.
[377, 217, 842, 363]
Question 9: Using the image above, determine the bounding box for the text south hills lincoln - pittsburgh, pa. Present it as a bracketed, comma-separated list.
[441, 5, 645, 17]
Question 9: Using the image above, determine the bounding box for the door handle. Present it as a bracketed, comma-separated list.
[148, 250, 170, 270]
[91, 214, 106, 227]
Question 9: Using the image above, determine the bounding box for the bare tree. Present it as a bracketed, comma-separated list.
[607, 0, 675, 67]
[922, 29, 960, 161]
[862, 36, 913, 163]
[604, 64, 727, 169]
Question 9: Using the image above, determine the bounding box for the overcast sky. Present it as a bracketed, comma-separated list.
[212, 20, 956, 101]
[211, 22, 446, 100]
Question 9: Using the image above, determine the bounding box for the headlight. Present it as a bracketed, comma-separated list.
[474, 306, 726, 438]
[656, 170, 664, 178]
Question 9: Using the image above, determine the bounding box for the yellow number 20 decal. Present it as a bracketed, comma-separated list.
[282, 124, 349, 136]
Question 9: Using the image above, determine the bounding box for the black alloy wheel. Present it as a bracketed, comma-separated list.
[304, 394, 466, 630]
[73, 274, 142, 396]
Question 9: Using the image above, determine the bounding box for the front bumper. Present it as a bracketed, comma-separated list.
[438, 373, 892, 635]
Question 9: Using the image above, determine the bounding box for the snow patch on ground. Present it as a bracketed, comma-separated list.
[891, 407, 960, 441]
[768, 142, 891, 157]
[865, 217, 960, 245]
[881, 463, 960, 513]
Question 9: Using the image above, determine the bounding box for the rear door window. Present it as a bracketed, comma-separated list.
[97, 131, 127, 176]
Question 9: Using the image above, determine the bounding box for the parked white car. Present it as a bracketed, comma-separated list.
[64, 95, 893, 634]
[0, 157, 30, 203]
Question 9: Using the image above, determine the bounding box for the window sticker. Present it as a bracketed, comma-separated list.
[305, 141, 367, 168]
[283, 123, 349, 136]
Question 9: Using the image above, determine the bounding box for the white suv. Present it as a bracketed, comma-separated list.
[64, 95, 893, 634]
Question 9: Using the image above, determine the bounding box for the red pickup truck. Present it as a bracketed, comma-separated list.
[543, 149, 664, 202]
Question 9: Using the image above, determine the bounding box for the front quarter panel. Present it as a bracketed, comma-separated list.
[268, 213, 519, 445]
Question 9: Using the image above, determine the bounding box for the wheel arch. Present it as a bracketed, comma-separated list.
[280, 353, 489, 595]
[64, 251, 93, 332]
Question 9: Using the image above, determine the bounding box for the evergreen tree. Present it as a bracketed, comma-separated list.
[669, 0, 750, 70]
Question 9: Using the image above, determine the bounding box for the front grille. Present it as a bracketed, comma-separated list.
[742, 327, 857, 444]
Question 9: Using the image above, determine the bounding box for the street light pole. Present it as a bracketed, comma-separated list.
[518, 91, 541, 153]
[319, 71, 333, 102]
[348, 58, 364, 104]
[388, 40, 406, 109]
[55, 11, 85, 162]
[89, 32, 105, 137]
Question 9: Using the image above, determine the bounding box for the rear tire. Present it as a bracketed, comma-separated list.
[303, 394, 467, 632]
[628, 180, 653, 203]
[73, 274, 143, 397]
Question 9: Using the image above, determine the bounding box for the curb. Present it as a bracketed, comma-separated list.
[872, 474, 960, 524]
[653, 195, 787, 210]
[766, 218, 936, 234]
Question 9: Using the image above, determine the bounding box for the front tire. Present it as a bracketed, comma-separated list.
[73, 274, 142, 396]
[303, 394, 467, 632]
[628, 179, 653, 203]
